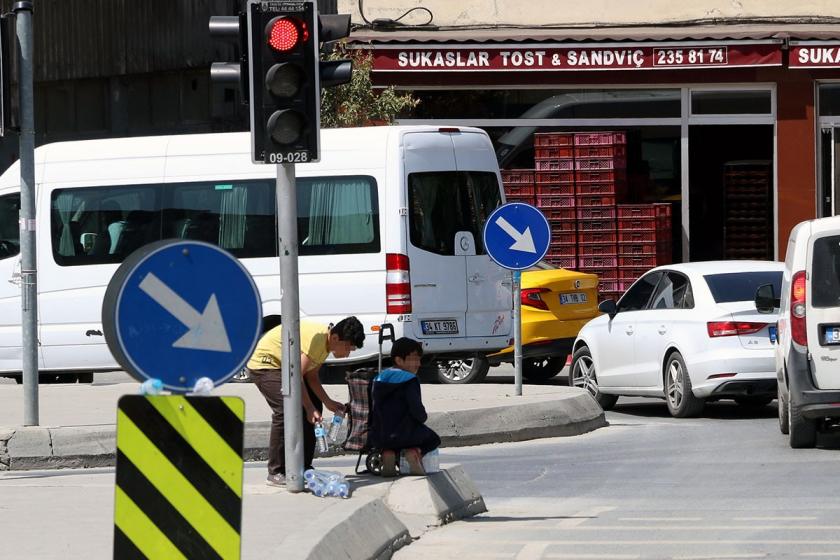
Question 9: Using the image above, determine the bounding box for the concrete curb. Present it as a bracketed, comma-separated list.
[0, 391, 605, 471]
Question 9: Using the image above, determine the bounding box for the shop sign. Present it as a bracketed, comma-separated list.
[372, 42, 782, 72]
[790, 44, 840, 68]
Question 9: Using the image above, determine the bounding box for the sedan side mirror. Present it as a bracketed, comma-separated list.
[598, 299, 617, 318]
[754, 283, 779, 314]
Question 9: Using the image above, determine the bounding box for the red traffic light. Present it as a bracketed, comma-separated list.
[267, 17, 308, 52]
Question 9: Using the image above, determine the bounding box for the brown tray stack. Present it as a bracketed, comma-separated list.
[722, 160, 772, 261]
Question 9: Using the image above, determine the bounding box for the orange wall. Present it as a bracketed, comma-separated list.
[776, 77, 816, 261]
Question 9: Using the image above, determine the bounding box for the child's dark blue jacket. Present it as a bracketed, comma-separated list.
[369, 367, 437, 450]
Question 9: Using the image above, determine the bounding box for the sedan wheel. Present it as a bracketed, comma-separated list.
[664, 351, 704, 418]
[569, 346, 617, 410]
[436, 355, 490, 384]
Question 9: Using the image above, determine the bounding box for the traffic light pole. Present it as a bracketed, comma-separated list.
[277, 162, 304, 493]
[14, 1, 38, 425]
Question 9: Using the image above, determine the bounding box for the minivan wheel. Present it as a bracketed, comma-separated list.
[569, 346, 618, 410]
[778, 385, 790, 435]
[788, 397, 817, 448]
[436, 355, 490, 384]
[664, 351, 704, 418]
[523, 356, 566, 382]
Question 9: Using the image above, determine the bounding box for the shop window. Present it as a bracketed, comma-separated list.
[690, 90, 772, 115]
[818, 84, 840, 116]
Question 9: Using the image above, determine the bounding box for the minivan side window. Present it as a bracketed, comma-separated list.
[0, 193, 20, 260]
[408, 171, 501, 256]
[812, 235, 840, 308]
[50, 176, 379, 266]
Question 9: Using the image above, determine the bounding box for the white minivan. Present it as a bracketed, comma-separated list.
[757, 215, 840, 447]
[0, 126, 513, 384]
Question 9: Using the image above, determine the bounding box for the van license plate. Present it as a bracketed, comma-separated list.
[421, 320, 459, 335]
[560, 292, 587, 305]
[823, 326, 840, 345]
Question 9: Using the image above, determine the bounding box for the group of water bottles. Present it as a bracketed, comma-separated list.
[306, 412, 350, 498]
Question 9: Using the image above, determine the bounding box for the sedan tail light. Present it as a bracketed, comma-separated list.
[790, 270, 807, 346]
[521, 288, 550, 310]
[707, 321, 768, 338]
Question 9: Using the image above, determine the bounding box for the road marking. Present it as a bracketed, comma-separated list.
[545, 555, 640, 559]
[424, 539, 840, 546]
[734, 516, 818, 521]
[674, 554, 767, 559]
[619, 517, 703, 522]
[556, 506, 617, 528]
[800, 554, 840, 557]
[516, 542, 549, 560]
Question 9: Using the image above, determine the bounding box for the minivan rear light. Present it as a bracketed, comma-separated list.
[791, 270, 807, 346]
[706, 321, 768, 337]
[521, 288, 550, 310]
[386, 253, 411, 314]
[438, 127, 460, 133]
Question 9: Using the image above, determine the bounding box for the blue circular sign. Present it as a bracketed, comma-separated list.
[483, 203, 552, 270]
[102, 240, 262, 393]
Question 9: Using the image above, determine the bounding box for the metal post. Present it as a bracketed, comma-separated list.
[277, 162, 304, 493]
[513, 270, 523, 396]
[15, 1, 37, 426]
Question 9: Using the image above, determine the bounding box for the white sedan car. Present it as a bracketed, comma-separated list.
[570, 261, 784, 417]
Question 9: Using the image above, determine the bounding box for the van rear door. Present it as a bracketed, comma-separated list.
[807, 229, 840, 389]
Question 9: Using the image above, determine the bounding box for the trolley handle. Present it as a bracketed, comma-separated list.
[378, 323, 395, 346]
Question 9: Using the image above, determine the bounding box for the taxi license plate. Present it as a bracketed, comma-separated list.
[822, 326, 840, 345]
[560, 292, 587, 305]
[421, 320, 459, 335]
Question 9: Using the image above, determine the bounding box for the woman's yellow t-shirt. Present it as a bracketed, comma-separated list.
[246, 320, 329, 371]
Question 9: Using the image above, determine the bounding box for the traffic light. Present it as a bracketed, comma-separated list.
[247, 0, 319, 164]
[318, 14, 353, 88]
[209, 11, 249, 106]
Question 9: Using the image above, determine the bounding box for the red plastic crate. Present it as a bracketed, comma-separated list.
[618, 255, 658, 268]
[534, 133, 574, 147]
[618, 230, 659, 244]
[617, 280, 636, 292]
[619, 242, 658, 255]
[617, 204, 672, 219]
[535, 146, 574, 159]
[576, 170, 620, 183]
[550, 220, 577, 234]
[575, 157, 627, 171]
[599, 280, 621, 293]
[579, 255, 619, 269]
[549, 232, 577, 246]
[585, 267, 619, 280]
[574, 131, 627, 146]
[577, 219, 617, 232]
[618, 217, 658, 231]
[573, 144, 628, 159]
[619, 268, 648, 282]
[535, 170, 575, 184]
[577, 194, 616, 208]
[535, 159, 575, 171]
[500, 169, 535, 184]
[545, 255, 577, 269]
[598, 291, 622, 302]
[578, 231, 617, 245]
[578, 243, 618, 257]
[575, 181, 626, 196]
[504, 183, 535, 197]
[536, 183, 574, 196]
[540, 207, 576, 221]
[577, 207, 617, 220]
[504, 193, 535, 204]
[536, 195, 576, 208]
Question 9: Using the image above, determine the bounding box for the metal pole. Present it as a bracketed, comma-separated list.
[15, 1, 37, 426]
[513, 270, 522, 396]
[277, 162, 304, 493]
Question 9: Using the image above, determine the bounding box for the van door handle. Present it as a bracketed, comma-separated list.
[468, 273, 484, 283]
[414, 283, 437, 288]
[658, 325, 667, 335]
[86, 330, 103, 337]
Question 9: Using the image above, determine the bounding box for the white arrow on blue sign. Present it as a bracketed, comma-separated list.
[483, 202, 552, 270]
[102, 239, 263, 393]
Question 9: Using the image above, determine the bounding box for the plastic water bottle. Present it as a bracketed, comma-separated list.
[336, 481, 350, 499]
[327, 412, 344, 442]
[139, 379, 163, 395]
[314, 422, 329, 453]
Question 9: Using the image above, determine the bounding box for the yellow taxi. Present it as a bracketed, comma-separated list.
[488, 262, 601, 381]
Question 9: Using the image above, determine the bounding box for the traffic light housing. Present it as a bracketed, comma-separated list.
[209, 11, 249, 107]
[247, 0, 319, 164]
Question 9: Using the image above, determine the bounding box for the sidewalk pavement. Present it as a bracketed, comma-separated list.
[0, 377, 606, 559]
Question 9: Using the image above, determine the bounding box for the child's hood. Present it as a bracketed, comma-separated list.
[374, 368, 418, 394]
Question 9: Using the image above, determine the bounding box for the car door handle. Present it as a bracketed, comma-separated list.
[625, 326, 634, 335]
[658, 325, 667, 335]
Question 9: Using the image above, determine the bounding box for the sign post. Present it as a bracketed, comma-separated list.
[483, 203, 551, 396]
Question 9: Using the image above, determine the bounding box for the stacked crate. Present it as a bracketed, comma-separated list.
[573, 132, 627, 302]
[501, 169, 536, 206]
[722, 160, 772, 260]
[534, 132, 577, 269]
[617, 203, 673, 293]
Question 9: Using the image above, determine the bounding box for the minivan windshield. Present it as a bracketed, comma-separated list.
[703, 271, 782, 303]
[812, 235, 840, 307]
[0, 193, 20, 260]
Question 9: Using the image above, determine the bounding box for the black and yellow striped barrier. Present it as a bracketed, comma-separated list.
[114, 395, 245, 559]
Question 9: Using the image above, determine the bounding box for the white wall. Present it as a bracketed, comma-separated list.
[340, 1, 840, 27]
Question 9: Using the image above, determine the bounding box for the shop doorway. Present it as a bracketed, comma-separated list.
[688, 125, 774, 261]
[820, 127, 840, 217]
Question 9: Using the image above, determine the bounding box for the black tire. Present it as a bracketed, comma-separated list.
[788, 397, 817, 448]
[13, 375, 22, 384]
[523, 356, 566, 382]
[77, 372, 94, 384]
[569, 346, 618, 410]
[734, 396, 773, 407]
[664, 351, 705, 418]
[436, 354, 490, 384]
[778, 384, 790, 435]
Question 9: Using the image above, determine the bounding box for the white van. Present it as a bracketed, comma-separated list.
[0, 126, 513, 383]
[757, 215, 840, 447]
